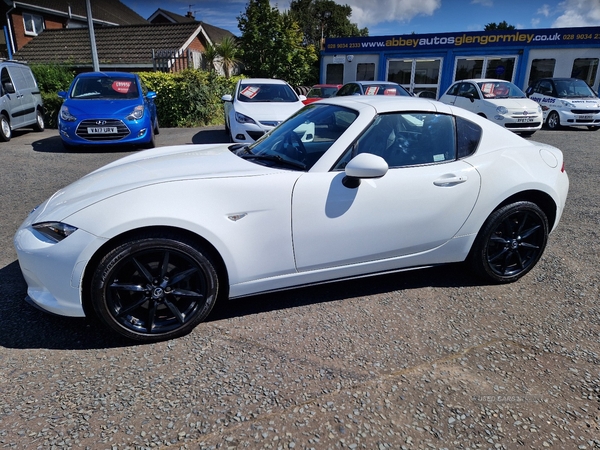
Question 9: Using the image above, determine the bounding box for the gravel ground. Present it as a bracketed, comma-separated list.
[0, 126, 598, 449]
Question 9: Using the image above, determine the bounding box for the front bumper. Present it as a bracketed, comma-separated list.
[13, 224, 101, 317]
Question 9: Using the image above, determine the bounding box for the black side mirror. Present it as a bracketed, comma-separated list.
[3, 82, 15, 94]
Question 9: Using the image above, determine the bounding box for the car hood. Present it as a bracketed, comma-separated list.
[234, 101, 304, 122]
[485, 98, 540, 110]
[64, 98, 143, 118]
[29, 144, 277, 224]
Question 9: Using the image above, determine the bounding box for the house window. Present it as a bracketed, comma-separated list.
[23, 13, 44, 36]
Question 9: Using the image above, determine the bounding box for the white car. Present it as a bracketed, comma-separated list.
[14, 96, 569, 342]
[525, 77, 600, 131]
[439, 78, 543, 136]
[221, 78, 306, 143]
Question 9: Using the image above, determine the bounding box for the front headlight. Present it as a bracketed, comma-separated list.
[235, 112, 257, 124]
[560, 100, 575, 108]
[60, 106, 77, 122]
[127, 105, 145, 120]
[32, 222, 78, 243]
[496, 106, 508, 115]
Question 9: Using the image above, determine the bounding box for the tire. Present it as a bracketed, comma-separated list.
[0, 113, 11, 141]
[90, 233, 219, 342]
[546, 111, 561, 130]
[144, 126, 156, 149]
[519, 131, 535, 137]
[587, 126, 599, 131]
[154, 117, 160, 135]
[33, 109, 45, 132]
[468, 201, 549, 284]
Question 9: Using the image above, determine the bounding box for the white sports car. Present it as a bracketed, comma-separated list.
[14, 96, 569, 342]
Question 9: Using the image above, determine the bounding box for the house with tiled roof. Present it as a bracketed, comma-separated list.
[0, 0, 147, 58]
[14, 21, 228, 72]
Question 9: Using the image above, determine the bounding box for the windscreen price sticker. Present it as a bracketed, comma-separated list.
[241, 86, 260, 99]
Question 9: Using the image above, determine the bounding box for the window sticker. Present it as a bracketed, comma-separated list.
[241, 86, 260, 98]
[112, 80, 132, 94]
[480, 83, 494, 95]
[365, 86, 380, 95]
[383, 88, 397, 96]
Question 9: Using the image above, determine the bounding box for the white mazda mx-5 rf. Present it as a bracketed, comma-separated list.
[14, 96, 569, 342]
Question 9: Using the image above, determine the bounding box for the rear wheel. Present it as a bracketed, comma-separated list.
[0, 113, 11, 141]
[91, 233, 219, 342]
[546, 111, 561, 130]
[33, 109, 45, 132]
[469, 201, 548, 283]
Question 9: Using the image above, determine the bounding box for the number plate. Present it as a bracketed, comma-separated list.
[516, 118, 534, 123]
[576, 115, 593, 120]
[87, 126, 117, 134]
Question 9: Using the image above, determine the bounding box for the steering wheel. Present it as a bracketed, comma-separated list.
[284, 131, 307, 161]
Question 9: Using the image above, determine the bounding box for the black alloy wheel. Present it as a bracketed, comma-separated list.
[91, 233, 218, 342]
[469, 201, 549, 283]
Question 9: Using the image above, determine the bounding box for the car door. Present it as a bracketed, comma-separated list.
[1, 66, 24, 128]
[291, 112, 481, 271]
[452, 82, 482, 115]
[13, 66, 39, 125]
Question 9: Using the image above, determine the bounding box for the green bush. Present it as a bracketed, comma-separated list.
[31, 64, 240, 129]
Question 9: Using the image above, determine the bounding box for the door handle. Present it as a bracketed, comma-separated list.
[433, 175, 467, 186]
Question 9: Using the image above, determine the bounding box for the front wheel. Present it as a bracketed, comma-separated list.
[546, 111, 561, 130]
[90, 233, 219, 342]
[468, 201, 549, 283]
[0, 113, 11, 141]
[587, 126, 599, 131]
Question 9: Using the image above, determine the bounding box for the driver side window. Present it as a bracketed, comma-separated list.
[334, 112, 457, 170]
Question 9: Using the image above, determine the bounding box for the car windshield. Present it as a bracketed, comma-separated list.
[234, 104, 359, 171]
[237, 83, 299, 102]
[477, 81, 525, 99]
[71, 76, 139, 99]
[554, 79, 597, 98]
[307, 86, 339, 98]
[362, 84, 410, 96]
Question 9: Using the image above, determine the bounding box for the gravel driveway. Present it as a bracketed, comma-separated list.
[0, 126, 598, 449]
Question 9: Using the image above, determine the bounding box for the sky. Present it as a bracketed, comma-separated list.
[121, 0, 600, 37]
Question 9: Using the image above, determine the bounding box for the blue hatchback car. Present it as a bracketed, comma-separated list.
[58, 72, 159, 150]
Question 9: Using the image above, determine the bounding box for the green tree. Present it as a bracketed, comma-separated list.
[237, 0, 317, 85]
[216, 36, 240, 79]
[289, 0, 368, 49]
[484, 21, 516, 30]
[203, 42, 219, 73]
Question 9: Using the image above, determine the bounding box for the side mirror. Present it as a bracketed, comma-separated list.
[221, 94, 233, 102]
[298, 95, 306, 101]
[3, 82, 15, 94]
[343, 153, 388, 188]
[146, 91, 157, 99]
[57, 90, 67, 99]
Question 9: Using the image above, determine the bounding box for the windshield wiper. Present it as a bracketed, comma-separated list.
[240, 151, 306, 170]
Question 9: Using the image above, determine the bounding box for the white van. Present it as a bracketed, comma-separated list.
[0, 60, 45, 141]
[526, 77, 600, 131]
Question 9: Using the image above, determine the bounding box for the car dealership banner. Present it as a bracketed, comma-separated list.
[323, 26, 600, 53]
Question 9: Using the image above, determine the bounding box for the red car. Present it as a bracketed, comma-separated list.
[302, 84, 342, 104]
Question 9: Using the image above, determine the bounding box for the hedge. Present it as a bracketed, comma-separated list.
[30, 64, 241, 129]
